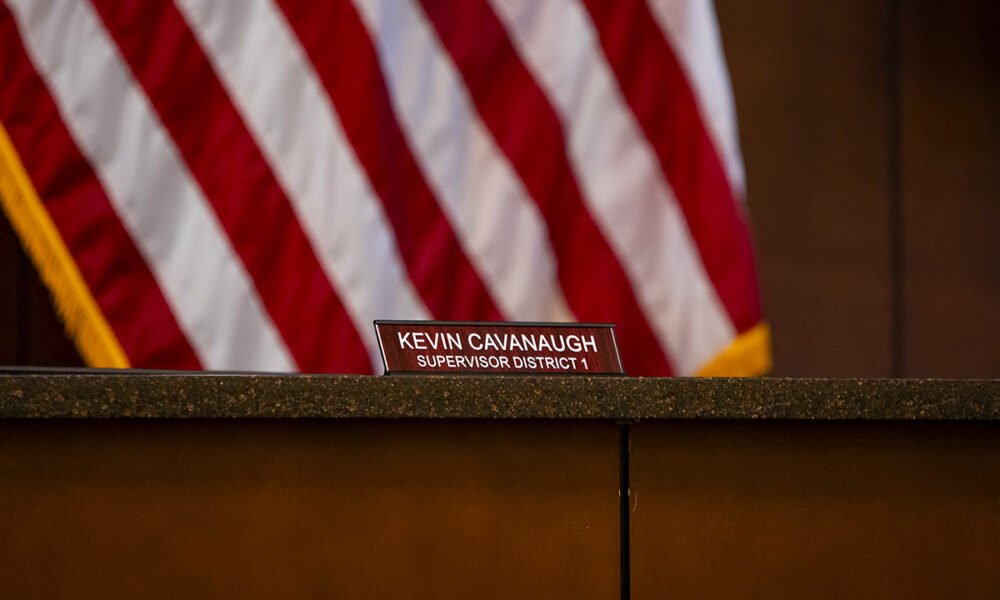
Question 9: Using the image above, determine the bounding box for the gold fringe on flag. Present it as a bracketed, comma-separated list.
[696, 322, 773, 377]
[0, 120, 129, 368]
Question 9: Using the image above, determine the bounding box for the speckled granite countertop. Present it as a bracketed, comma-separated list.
[0, 373, 998, 419]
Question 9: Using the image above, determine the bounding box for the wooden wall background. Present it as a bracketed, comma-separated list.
[2, 1, 998, 377]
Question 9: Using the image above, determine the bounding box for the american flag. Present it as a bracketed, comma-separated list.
[0, 0, 769, 376]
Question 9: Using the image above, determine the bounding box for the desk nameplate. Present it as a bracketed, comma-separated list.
[374, 321, 624, 375]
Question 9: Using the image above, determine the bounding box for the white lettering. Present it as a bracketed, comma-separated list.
[411, 332, 427, 350]
[508, 334, 524, 352]
[468, 333, 483, 350]
[522, 334, 538, 352]
[398, 331, 414, 349]
[484, 334, 499, 351]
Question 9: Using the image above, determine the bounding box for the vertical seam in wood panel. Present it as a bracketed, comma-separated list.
[15, 235, 27, 364]
[619, 422, 631, 600]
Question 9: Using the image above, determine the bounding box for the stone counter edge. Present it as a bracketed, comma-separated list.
[1, 374, 999, 420]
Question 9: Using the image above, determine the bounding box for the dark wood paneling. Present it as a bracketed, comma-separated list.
[631, 421, 1000, 599]
[0, 210, 83, 367]
[716, 2, 893, 376]
[0, 210, 20, 363]
[22, 259, 84, 366]
[901, 1, 1000, 376]
[0, 420, 619, 599]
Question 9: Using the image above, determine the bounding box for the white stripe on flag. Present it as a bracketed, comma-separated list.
[174, 0, 432, 371]
[351, 0, 574, 322]
[7, 0, 296, 371]
[646, 0, 746, 197]
[488, 0, 735, 373]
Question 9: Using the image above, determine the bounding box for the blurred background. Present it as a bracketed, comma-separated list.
[1, 0, 998, 377]
[718, 0, 999, 377]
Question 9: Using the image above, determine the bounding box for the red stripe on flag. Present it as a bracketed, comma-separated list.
[91, 0, 372, 373]
[275, 0, 503, 322]
[418, 0, 672, 375]
[0, 6, 201, 369]
[581, 0, 762, 333]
